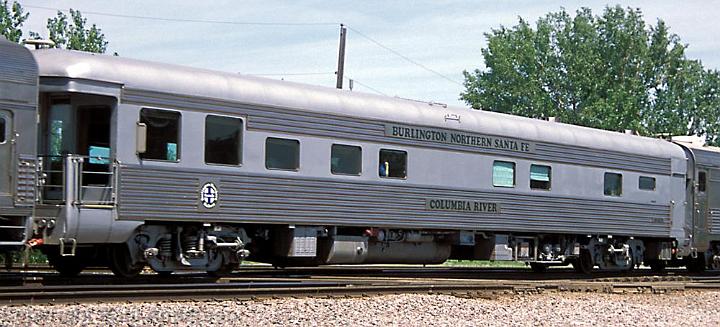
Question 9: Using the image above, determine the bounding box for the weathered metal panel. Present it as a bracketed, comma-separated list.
[0, 102, 35, 112]
[14, 155, 36, 207]
[692, 148, 720, 168]
[118, 166, 671, 237]
[706, 167, 720, 236]
[709, 208, 720, 235]
[121, 90, 672, 175]
[0, 39, 37, 85]
[0, 37, 38, 224]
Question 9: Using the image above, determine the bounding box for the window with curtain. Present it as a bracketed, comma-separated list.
[493, 161, 515, 187]
[530, 164, 551, 190]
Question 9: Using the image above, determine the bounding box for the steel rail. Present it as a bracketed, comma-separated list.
[2, 273, 720, 305]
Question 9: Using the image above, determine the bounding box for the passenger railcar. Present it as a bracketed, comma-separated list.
[1, 37, 719, 276]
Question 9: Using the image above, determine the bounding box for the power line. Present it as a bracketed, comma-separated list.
[23, 5, 339, 26]
[345, 26, 463, 87]
[245, 72, 335, 76]
[24, 4, 463, 88]
[244, 71, 387, 96]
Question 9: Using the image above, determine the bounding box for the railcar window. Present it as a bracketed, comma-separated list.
[266, 137, 300, 170]
[205, 115, 242, 165]
[379, 149, 407, 178]
[78, 105, 112, 165]
[139, 108, 180, 161]
[530, 164, 551, 190]
[639, 176, 656, 191]
[604, 173, 622, 196]
[493, 161, 515, 187]
[331, 144, 362, 175]
[0, 116, 5, 143]
[699, 172, 707, 192]
[46, 98, 73, 161]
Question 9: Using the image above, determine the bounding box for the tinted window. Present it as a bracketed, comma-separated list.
[604, 173, 622, 196]
[379, 149, 407, 178]
[205, 115, 242, 165]
[140, 108, 180, 161]
[530, 164, 551, 190]
[266, 137, 299, 170]
[331, 144, 361, 175]
[46, 98, 72, 161]
[0, 116, 5, 143]
[493, 161, 515, 187]
[639, 176, 656, 191]
[699, 172, 707, 192]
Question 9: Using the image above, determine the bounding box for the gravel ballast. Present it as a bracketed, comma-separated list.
[3, 291, 720, 326]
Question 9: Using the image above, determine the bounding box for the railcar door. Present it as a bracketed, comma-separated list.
[0, 110, 10, 196]
[39, 95, 114, 204]
[0, 110, 11, 200]
[696, 169, 708, 220]
[0, 37, 39, 250]
[705, 169, 720, 235]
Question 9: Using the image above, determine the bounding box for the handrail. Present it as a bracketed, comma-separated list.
[37, 154, 118, 206]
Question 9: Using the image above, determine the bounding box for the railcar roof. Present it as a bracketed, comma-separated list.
[32, 49, 685, 161]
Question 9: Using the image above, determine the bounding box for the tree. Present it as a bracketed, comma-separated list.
[461, 6, 720, 144]
[45, 9, 108, 53]
[0, 0, 28, 42]
[2, 1, 110, 54]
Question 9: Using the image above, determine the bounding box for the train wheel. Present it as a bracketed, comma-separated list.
[108, 244, 144, 278]
[572, 250, 593, 274]
[687, 254, 706, 273]
[207, 262, 237, 277]
[711, 256, 720, 271]
[530, 262, 547, 273]
[47, 253, 85, 277]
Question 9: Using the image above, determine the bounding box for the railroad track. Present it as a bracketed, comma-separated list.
[2, 267, 720, 305]
[0, 263, 704, 281]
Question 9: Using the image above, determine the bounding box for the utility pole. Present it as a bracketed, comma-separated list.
[336, 24, 347, 89]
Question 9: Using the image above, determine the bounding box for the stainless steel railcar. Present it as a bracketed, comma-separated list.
[2, 37, 720, 276]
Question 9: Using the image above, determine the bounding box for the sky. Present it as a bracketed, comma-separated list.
[17, 0, 720, 108]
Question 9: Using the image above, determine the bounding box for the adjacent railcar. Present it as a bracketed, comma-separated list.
[1, 37, 719, 276]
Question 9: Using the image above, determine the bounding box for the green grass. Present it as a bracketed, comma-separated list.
[0, 249, 48, 265]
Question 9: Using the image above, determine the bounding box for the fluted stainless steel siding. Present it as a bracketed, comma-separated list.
[0, 41, 37, 85]
[0, 102, 35, 112]
[118, 166, 671, 237]
[122, 89, 671, 175]
[692, 149, 720, 167]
